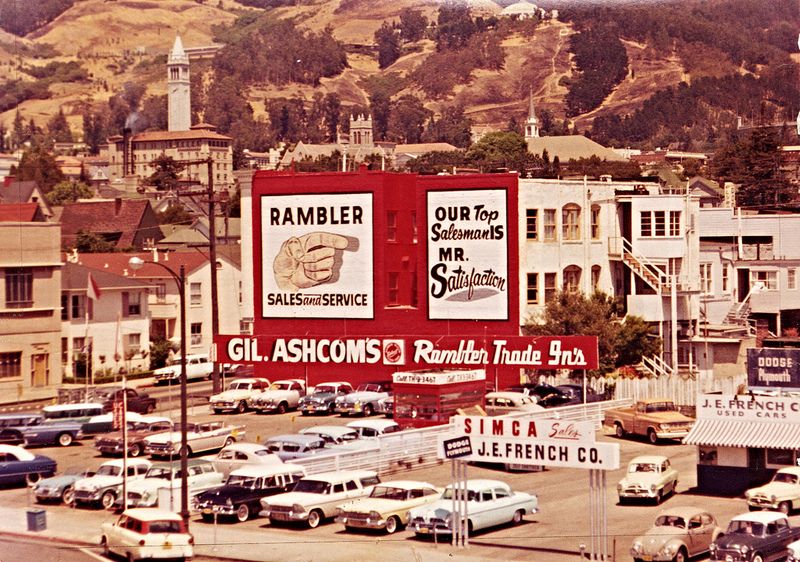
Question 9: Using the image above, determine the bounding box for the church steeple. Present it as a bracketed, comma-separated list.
[525, 88, 540, 140]
[167, 36, 191, 132]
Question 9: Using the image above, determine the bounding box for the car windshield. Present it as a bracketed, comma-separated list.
[147, 520, 184, 533]
[315, 386, 336, 393]
[370, 486, 409, 500]
[630, 463, 658, 473]
[226, 475, 256, 488]
[655, 515, 686, 528]
[646, 402, 677, 413]
[773, 472, 799, 484]
[96, 465, 122, 477]
[441, 489, 477, 501]
[228, 382, 251, 390]
[293, 480, 330, 494]
[146, 467, 174, 479]
[728, 520, 764, 535]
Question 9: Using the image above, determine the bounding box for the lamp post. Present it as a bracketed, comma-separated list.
[129, 256, 189, 529]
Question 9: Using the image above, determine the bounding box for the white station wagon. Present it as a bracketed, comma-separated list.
[101, 508, 193, 561]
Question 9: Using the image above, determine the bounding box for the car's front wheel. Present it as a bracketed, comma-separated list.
[647, 429, 659, 445]
[101, 490, 116, 509]
[363, 404, 373, 417]
[385, 515, 401, 534]
[614, 423, 625, 438]
[236, 504, 250, 522]
[672, 546, 688, 562]
[128, 443, 143, 457]
[224, 437, 234, 447]
[25, 472, 41, 486]
[237, 401, 247, 414]
[57, 432, 74, 447]
[62, 486, 75, 506]
[276, 402, 287, 414]
[307, 509, 323, 528]
[512, 509, 524, 525]
[751, 553, 764, 562]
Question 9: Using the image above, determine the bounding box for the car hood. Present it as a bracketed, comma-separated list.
[254, 390, 296, 399]
[196, 484, 254, 503]
[339, 496, 416, 514]
[211, 390, 253, 401]
[620, 474, 663, 486]
[749, 482, 797, 497]
[636, 527, 685, 552]
[648, 412, 695, 423]
[714, 533, 759, 550]
[75, 475, 121, 490]
[302, 392, 335, 402]
[267, 491, 329, 506]
[37, 474, 81, 487]
[409, 501, 455, 519]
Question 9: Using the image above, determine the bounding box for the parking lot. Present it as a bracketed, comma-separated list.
[0, 392, 763, 562]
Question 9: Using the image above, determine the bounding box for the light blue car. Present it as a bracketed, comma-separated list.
[32, 467, 96, 504]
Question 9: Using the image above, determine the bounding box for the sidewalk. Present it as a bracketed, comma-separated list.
[0, 504, 493, 562]
[0, 378, 156, 410]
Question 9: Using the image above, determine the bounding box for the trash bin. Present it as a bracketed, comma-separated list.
[26, 508, 46, 532]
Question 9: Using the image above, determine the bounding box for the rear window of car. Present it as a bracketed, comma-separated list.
[146, 520, 184, 534]
[360, 475, 380, 487]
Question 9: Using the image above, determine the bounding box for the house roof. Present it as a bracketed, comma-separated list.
[62, 262, 151, 291]
[0, 203, 41, 222]
[526, 135, 629, 162]
[131, 129, 232, 143]
[684, 418, 800, 450]
[0, 180, 38, 203]
[60, 199, 154, 248]
[77, 251, 209, 280]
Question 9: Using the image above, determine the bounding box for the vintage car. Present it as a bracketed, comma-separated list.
[121, 459, 224, 509]
[345, 419, 401, 438]
[299, 425, 360, 445]
[618, 455, 679, 505]
[504, 383, 571, 408]
[710, 511, 800, 562]
[248, 379, 306, 414]
[209, 442, 283, 478]
[484, 391, 546, 416]
[32, 467, 96, 504]
[409, 479, 538, 537]
[100, 508, 194, 561]
[210, 378, 271, 414]
[41, 402, 105, 423]
[193, 463, 306, 523]
[335, 480, 441, 534]
[745, 467, 800, 514]
[262, 469, 380, 528]
[95, 416, 174, 457]
[630, 506, 723, 562]
[376, 394, 394, 418]
[604, 399, 695, 444]
[0, 444, 57, 487]
[79, 411, 147, 438]
[18, 419, 83, 447]
[298, 381, 353, 416]
[73, 458, 152, 508]
[144, 421, 245, 458]
[789, 538, 800, 562]
[0, 413, 44, 445]
[335, 381, 392, 417]
[556, 383, 605, 405]
[92, 387, 157, 415]
[153, 353, 212, 384]
[263, 434, 329, 461]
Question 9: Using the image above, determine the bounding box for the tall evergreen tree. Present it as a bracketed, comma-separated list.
[375, 21, 402, 69]
[369, 91, 391, 141]
[47, 108, 73, 143]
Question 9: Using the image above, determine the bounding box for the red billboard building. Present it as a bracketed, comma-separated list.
[216, 167, 597, 392]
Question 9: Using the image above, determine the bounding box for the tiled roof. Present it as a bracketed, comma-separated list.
[60, 199, 152, 248]
[131, 130, 232, 142]
[62, 262, 151, 291]
[0, 203, 40, 222]
[77, 251, 209, 280]
[1, 180, 37, 203]
[394, 143, 459, 155]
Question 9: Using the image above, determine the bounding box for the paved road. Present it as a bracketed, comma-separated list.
[0, 400, 755, 562]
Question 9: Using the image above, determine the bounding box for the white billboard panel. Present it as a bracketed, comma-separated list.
[427, 189, 509, 320]
[260, 193, 373, 318]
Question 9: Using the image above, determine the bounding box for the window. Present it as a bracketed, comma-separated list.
[127, 333, 141, 349]
[700, 263, 712, 294]
[0, 352, 21, 379]
[789, 268, 797, 290]
[591, 265, 601, 291]
[563, 266, 581, 292]
[669, 211, 681, 236]
[72, 294, 87, 319]
[411, 211, 418, 243]
[190, 323, 202, 346]
[411, 270, 418, 308]
[155, 283, 167, 303]
[544, 272, 557, 302]
[526, 209, 538, 240]
[641, 211, 652, 237]
[190, 282, 202, 306]
[752, 270, 777, 291]
[387, 211, 397, 242]
[526, 273, 538, 304]
[562, 204, 581, 240]
[543, 209, 556, 241]
[654, 211, 665, 236]
[388, 273, 399, 305]
[122, 292, 141, 317]
[590, 205, 600, 240]
[722, 265, 730, 292]
[4, 267, 33, 308]
[61, 293, 69, 320]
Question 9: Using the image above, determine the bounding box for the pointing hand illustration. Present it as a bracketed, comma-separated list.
[273, 232, 350, 292]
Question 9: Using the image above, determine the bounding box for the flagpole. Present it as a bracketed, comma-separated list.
[122, 375, 128, 511]
[84, 311, 90, 395]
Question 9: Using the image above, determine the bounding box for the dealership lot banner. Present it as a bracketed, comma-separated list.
[260, 192, 374, 319]
[214, 335, 598, 370]
[427, 189, 508, 321]
[746, 348, 800, 390]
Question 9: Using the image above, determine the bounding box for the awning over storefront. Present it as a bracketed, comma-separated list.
[684, 418, 800, 449]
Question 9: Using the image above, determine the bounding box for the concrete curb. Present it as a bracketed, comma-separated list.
[0, 529, 98, 548]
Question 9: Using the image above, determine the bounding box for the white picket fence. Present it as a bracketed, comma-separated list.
[535, 372, 748, 407]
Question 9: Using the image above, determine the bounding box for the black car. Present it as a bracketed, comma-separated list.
[504, 383, 571, 408]
[94, 387, 157, 415]
[556, 383, 605, 405]
[193, 464, 306, 523]
[0, 413, 44, 445]
[710, 512, 800, 562]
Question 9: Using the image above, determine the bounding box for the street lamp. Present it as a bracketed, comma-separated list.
[129, 256, 190, 529]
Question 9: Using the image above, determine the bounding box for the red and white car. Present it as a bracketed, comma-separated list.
[101, 508, 193, 561]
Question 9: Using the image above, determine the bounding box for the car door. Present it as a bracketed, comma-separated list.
[687, 513, 712, 555]
[767, 519, 793, 559]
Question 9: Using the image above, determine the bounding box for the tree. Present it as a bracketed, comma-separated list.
[524, 291, 660, 374]
[74, 230, 117, 253]
[46, 180, 94, 205]
[466, 130, 529, 170]
[156, 202, 193, 226]
[322, 93, 341, 142]
[389, 95, 429, 143]
[145, 154, 185, 191]
[399, 8, 427, 43]
[47, 108, 72, 143]
[369, 91, 391, 141]
[436, 1, 476, 51]
[375, 21, 402, 69]
[82, 110, 106, 156]
[14, 141, 64, 192]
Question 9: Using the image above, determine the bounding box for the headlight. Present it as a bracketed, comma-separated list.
[771, 494, 777, 502]
[292, 504, 306, 514]
[630, 542, 643, 553]
[369, 511, 381, 520]
[739, 545, 750, 554]
[661, 544, 677, 556]
[650, 484, 657, 492]
[710, 543, 717, 552]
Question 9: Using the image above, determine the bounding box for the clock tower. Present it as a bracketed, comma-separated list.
[167, 35, 191, 132]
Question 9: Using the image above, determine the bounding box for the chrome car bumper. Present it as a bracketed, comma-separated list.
[261, 506, 308, 521]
